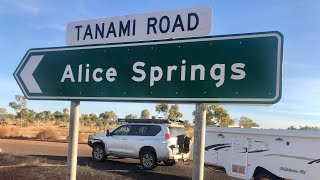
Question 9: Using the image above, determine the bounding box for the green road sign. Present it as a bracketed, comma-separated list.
[14, 31, 283, 104]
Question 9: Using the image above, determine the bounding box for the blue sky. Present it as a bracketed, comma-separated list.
[0, 0, 319, 129]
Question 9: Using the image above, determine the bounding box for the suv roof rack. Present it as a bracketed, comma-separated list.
[118, 118, 170, 124]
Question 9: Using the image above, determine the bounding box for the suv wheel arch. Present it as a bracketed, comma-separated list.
[139, 146, 158, 169]
[139, 146, 157, 158]
[92, 141, 105, 147]
[92, 144, 107, 162]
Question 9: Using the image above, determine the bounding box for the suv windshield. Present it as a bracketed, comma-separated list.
[169, 127, 185, 137]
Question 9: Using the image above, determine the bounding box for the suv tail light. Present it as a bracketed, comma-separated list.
[165, 133, 171, 139]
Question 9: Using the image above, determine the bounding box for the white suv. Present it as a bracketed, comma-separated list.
[88, 119, 192, 169]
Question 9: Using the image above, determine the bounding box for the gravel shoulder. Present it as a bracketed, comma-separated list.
[0, 138, 236, 180]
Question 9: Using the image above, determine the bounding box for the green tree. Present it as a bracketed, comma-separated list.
[62, 108, 70, 123]
[88, 113, 100, 130]
[36, 111, 46, 126]
[99, 111, 118, 131]
[207, 104, 234, 126]
[9, 95, 27, 128]
[155, 104, 169, 117]
[43, 111, 54, 122]
[36, 112, 46, 121]
[80, 114, 91, 127]
[168, 104, 183, 121]
[193, 105, 233, 126]
[6, 113, 15, 121]
[53, 111, 63, 120]
[140, 109, 150, 119]
[0, 108, 8, 124]
[17, 109, 36, 126]
[0, 108, 7, 118]
[125, 114, 138, 119]
[299, 126, 319, 130]
[287, 126, 297, 130]
[27, 109, 36, 120]
[182, 120, 192, 129]
[239, 116, 259, 128]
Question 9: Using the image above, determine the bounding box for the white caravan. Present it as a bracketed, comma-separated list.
[204, 126, 320, 180]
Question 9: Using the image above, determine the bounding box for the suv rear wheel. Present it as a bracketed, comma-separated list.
[163, 159, 176, 166]
[92, 145, 107, 162]
[140, 151, 157, 170]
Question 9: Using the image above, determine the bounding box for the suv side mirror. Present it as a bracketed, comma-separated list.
[106, 130, 110, 136]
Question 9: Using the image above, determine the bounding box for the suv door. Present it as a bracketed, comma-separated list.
[107, 125, 131, 155]
[126, 125, 146, 157]
[126, 125, 162, 157]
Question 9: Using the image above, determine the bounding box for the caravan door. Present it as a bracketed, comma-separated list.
[231, 138, 249, 179]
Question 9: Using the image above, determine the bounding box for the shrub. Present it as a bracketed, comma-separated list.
[35, 128, 60, 140]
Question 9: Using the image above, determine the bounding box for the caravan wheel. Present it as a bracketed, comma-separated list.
[254, 171, 282, 180]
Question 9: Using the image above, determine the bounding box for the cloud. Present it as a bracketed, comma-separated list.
[0, 75, 21, 95]
[259, 77, 320, 118]
[265, 109, 320, 117]
[0, 0, 41, 15]
[230, 110, 320, 129]
[34, 24, 66, 31]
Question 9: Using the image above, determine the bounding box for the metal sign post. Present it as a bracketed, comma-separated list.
[192, 103, 207, 180]
[66, 101, 80, 180]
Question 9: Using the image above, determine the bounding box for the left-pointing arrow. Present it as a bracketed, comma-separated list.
[20, 55, 44, 93]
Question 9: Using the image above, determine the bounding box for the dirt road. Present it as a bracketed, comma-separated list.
[0, 138, 91, 156]
[0, 139, 235, 180]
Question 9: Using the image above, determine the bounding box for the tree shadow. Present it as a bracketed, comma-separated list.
[31, 155, 191, 180]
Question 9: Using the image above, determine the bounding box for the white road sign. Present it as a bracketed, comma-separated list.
[66, 7, 212, 46]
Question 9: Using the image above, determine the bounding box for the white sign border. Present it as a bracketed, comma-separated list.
[14, 32, 283, 103]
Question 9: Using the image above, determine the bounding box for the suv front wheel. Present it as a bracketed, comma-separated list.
[140, 151, 157, 170]
[92, 145, 107, 162]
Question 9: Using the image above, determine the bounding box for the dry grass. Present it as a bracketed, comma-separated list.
[0, 153, 124, 180]
[186, 128, 194, 137]
[1, 124, 115, 143]
[79, 133, 88, 143]
[0, 126, 23, 138]
[35, 128, 60, 140]
[9, 128, 22, 137]
[0, 126, 10, 138]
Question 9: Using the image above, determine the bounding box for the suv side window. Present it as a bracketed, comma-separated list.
[146, 125, 161, 136]
[129, 125, 161, 136]
[112, 125, 131, 135]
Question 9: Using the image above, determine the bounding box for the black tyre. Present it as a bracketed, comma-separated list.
[140, 151, 157, 170]
[92, 145, 107, 162]
[254, 171, 282, 180]
[163, 159, 176, 166]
